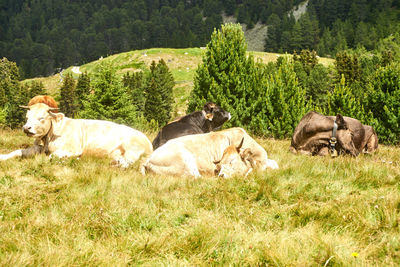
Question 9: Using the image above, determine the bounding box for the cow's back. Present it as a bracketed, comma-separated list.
[152, 111, 207, 149]
[53, 118, 152, 157]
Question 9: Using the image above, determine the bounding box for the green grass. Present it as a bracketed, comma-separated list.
[0, 128, 399, 265]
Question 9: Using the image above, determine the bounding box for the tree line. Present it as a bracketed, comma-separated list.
[1, 23, 400, 144]
[189, 24, 400, 144]
[265, 0, 400, 57]
[0, 57, 174, 132]
[0, 0, 300, 79]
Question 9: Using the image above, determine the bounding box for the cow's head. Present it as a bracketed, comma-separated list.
[21, 103, 61, 138]
[203, 102, 231, 130]
[214, 138, 253, 178]
[335, 114, 359, 157]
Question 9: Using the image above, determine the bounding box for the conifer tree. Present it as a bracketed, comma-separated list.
[28, 81, 46, 98]
[123, 71, 145, 113]
[335, 51, 360, 85]
[75, 72, 91, 112]
[367, 62, 400, 144]
[188, 23, 257, 128]
[249, 56, 312, 138]
[144, 59, 174, 126]
[80, 63, 137, 126]
[59, 73, 76, 117]
[0, 58, 29, 127]
[326, 74, 368, 120]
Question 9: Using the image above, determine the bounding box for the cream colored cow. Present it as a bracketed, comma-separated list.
[0, 103, 152, 167]
[141, 127, 278, 177]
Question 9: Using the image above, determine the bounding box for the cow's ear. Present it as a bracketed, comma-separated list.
[19, 105, 30, 109]
[335, 114, 348, 130]
[203, 102, 216, 113]
[49, 111, 64, 122]
[241, 148, 255, 168]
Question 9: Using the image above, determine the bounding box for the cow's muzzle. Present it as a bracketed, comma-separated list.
[22, 125, 34, 136]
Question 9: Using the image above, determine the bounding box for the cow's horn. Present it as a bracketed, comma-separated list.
[48, 111, 57, 117]
[236, 137, 244, 151]
[19, 105, 30, 109]
[48, 107, 58, 111]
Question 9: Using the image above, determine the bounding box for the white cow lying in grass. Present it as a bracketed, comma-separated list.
[0, 103, 153, 167]
[141, 127, 278, 178]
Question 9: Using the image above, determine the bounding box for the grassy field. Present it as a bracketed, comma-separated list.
[0, 128, 399, 266]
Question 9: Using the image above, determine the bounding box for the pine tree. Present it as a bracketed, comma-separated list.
[188, 23, 257, 128]
[80, 63, 137, 126]
[335, 51, 360, 85]
[28, 80, 46, 98]
[59, 73, 76, 117]
[144, 59, 174, 126]
[0, 57, 29, 127]
[367, 62, 400, 144]
[75, 72, 91, 112]
[249, 56, 312, 138]
[123, 71, 145, 113]
[326, 74, 367, 120]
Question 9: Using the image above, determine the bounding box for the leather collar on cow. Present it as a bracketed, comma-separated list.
[40, 120, 57, 155]
[329, 121, 338, 157]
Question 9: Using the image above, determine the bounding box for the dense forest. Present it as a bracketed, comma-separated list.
[0, 0, 399, 79]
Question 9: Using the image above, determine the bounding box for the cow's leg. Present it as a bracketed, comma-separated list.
[182, 153, 201, 178]
[317, 147, 329, 156]
[109, 144, 144, 168]
[297, 149, 312, 156]
[0, 145, 44, 161]
[365, 134, 378, 153]
[0, 149, 23, 160]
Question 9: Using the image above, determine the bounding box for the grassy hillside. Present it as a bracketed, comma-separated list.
[5, 48, 398, 265]
[0, 128, 399, 265]
[22, 48, 334, 117]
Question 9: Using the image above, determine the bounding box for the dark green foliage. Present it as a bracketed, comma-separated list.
[80, 63, 137, 126]
[0, 57, 29, 127]
[249, 57, 312, 138]
[367, 62, 400, 144]
[122, 72, 145, 113]
[59, 73, 76, 118]
[27, 80, 46, 98]
[189, 24, 310, 138]
[75, 72, 91, 113]
[293, 50, 332, 108]
[144, 60, 174, 127]
[188, 23, 255, 128]
[293, 50, 318, 75]
[335, 51, 360, 85]
[325, 75, 369, 121]
[0, 0, 301, 79]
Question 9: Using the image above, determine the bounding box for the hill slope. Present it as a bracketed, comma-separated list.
[22, 48, 334, 116]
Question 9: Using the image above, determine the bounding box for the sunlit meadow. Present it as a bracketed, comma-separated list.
[0, 128, 399, 266]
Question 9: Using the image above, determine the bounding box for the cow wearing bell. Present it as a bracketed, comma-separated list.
[290, 111, 378, 156]
[152, 102, 231, 149]
[142, 127, 278, 178]
[0, 103, 153, 166]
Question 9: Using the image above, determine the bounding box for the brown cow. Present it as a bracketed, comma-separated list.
[290, 111, 378, 157]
